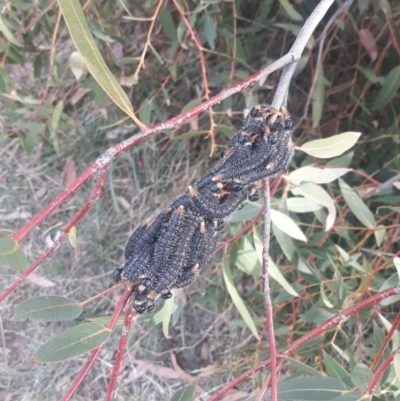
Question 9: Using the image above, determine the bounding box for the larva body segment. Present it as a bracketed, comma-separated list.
[114, 104, 294, 314]
[153, 212, 200, 295]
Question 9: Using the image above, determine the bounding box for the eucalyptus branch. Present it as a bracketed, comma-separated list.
[261, 179, 278, 401]
[61, 290, 132, 401]
[271, 0, 335, 109]
[259, 2, 336, 400]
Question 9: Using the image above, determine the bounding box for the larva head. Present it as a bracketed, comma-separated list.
[261, 105, 294, 175]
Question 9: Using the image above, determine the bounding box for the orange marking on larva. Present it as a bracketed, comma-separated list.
[177, 205, 185, 214]
[200, 221, 206, 233]
[191, 264, 200, 274]
[266, 162, 274, 170]
[188, 185, 197, 198]
[225, 147, 234, 157]
[148, 291, 158, 299]
[212, 174, 224, 182]
[138, 284, 146, 293]
[141, 218, 150, 228]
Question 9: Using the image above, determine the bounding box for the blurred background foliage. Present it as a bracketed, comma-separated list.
[0, 0, 399, 400]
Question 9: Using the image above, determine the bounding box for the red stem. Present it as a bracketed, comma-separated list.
[366, 348, 400, 397]
[371, 312, 400, 371]
[11, 54, 295, 244]
[255, 359, 284, 401]
[105, 304, 135, 401]
[0, 167, 110, 303]
[207, 284, 400, 401]
[61, 289, 132, 401]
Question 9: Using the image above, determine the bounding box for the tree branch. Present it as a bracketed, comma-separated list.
[271, 0, 335, 109]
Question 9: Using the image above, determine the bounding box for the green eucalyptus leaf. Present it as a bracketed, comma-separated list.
[35, 322, 110, 362]
[299, 132, 361, 159]
[223, 254, 259, 339]
[13, 296, 82, 322]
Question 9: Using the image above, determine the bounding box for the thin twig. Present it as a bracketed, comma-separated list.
[171, 0, 217, 154]
[0, 166, 110, 302]
[255, 359, 284, 401]
[366, 347, 400, 397]
[271, 0, 335, 109]
[61, 290, 132, 401]
[257, 2, 336, 399]
[371, 312, 400, 371]
[105, 305, 135, 401]
[260, 178, 278, 401]
[132, 0, 164, 80]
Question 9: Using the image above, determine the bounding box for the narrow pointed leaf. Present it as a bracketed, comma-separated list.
[270, 209, 307, 242]
[203, 14, 216, 49]
[312, 67, 325, 128]
[162, 295, 175, 338]
[283, 356, 326, 378]
[223, 254, 259, 339]
[351, 363, 374, 392]
[158, 9, 177, 42]
[58, 0, 137, 121]
[286, 197, 322, 213]
[286, 166, 351, 185]
[291, 182, 336, 231]
[13, 296, 82, 322]
[339, 179, 376, 228]
[274, 376, 346, 400]
[278, 0, 303, 21]
[320, 283, 334, 308]
[35, 322, 110, 362]
[299, 132, 361, 159]
[225, 201, 263, 222]
[323, 351, 353, 387]
[0, 16, 23, 47]
[372, 66, 400, 110]
[376, 206, 400, 213]
[87, 316, 124, 326]
[394, 354, 400, 383]
[232, 237, 261, 276]
[394, 257, 400, 281]
[374, 225, 386, 247]
[272, 223, 297, 261]
[68, 226, 78, 248]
